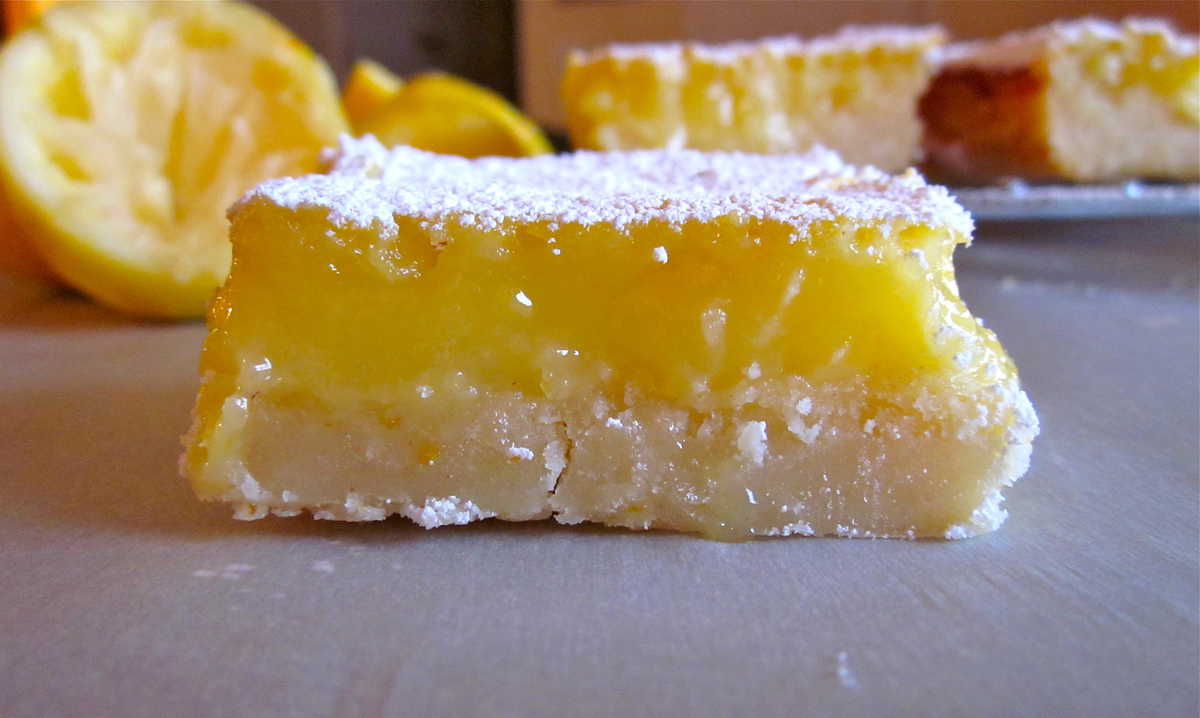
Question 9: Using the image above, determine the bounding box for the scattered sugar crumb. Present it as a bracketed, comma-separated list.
[232, 502, 268, 521]
[737, 421, 768, 466]
[514, 290, 533, 307]
[506, 446, 535, 461]
[760, 520, 815, 537]
[399, 496, 497, 529]
[652, 246, 669, 263]
[787, 417, 822, 444]
[343, 492, 388, 521]
[836, 651, 860, 690]
[907, 248, 928, 269]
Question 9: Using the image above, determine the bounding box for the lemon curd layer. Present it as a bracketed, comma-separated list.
[562, 26, 944, 172]
[183, 136, 1038, 539]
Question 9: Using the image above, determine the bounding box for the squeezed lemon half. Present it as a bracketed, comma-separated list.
[356, 71, 552, 158]
[0, 0, 347, 317]
[342, 58, 403, 131]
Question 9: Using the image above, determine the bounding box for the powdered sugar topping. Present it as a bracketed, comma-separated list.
[576, 25, 945, 65]
[938, 17, 1198, 69]
[241, 135, 973, 237]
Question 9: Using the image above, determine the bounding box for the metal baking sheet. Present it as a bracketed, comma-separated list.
[0, 218, 1196, 717]
[953, 181, 1200, 221]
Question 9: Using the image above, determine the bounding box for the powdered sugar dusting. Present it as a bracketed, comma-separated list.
[578, 25, 944, 65]
[736, 420, 768, 466]
[399, 496, 496, 529]
[240, 135, 973, 238]
[938, 17, 1198, 69]
[836, 651, 860, 690]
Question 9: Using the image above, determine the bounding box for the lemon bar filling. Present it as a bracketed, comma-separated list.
[183, 136, 1038, 539]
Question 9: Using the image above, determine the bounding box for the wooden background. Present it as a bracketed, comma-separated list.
[254, 0, 518, 99]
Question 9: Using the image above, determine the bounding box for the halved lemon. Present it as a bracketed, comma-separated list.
[0, 0, 347, 317]
[342, 58, 402, 131]
[359, 72, 552, 158]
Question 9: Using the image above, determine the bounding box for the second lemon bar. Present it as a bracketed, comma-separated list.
[920, 18, 1199, 183]
[562, 26, 944, 171]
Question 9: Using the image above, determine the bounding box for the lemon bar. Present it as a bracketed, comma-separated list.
[182, 135, 1038, 540]
[562, 26, 944, 171]
[920, 18, 1199, 183]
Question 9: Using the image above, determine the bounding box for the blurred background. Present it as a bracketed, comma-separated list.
[252, 0, 1200, 131]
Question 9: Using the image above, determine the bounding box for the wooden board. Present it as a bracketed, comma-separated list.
[0, 218, 1196, 718]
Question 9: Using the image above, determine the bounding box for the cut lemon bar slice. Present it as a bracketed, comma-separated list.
[562, 26, 944, 172]
[919, 18, 1199, 183]
[182, 135, 1038, 540]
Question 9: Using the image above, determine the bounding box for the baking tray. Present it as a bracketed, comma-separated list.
[953, 181, 1200, 221]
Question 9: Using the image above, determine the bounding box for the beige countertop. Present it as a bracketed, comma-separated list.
[1, 218, 1196, 718]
